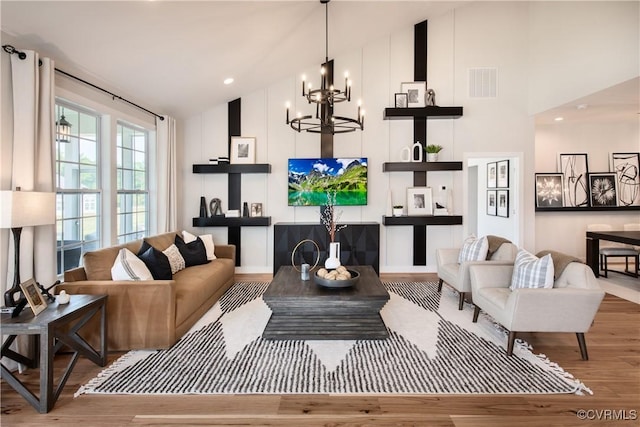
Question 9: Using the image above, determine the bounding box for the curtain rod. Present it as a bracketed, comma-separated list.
[3, 44, 164, 121]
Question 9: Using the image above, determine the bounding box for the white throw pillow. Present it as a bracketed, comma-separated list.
[182, 230, 216, 260]
[111, 248, 153, 281]
[457, 235, 489, 263]
[510, 249, 555, 290]
[163, 244, 186, 274]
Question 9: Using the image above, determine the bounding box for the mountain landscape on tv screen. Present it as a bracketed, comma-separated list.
[288, 158, 368, 206]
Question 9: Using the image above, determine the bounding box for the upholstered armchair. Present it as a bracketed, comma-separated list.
[469, 259, 605, 360]
[436, 238, 517, 310]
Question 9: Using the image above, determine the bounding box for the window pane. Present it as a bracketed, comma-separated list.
[134, 151, 145, 171]
[122, 169, 133, 190]
[80, 140, 97, 165]
[121, 126, 133, 149]
[79, 112, 97, 142]
[80, 165, 98, 190]
[63, 194, 80, 218]
[82, 193, 98, 216]
[134, 171, 146, 190]
[123, 148, 133, 169]
[62, 218, 80, 241]
[59, 137, 79, 163]
[82, 216, 98, 241]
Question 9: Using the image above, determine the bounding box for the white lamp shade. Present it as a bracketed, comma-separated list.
[0, 191, 55, 228]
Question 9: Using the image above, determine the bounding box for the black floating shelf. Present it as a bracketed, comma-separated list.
[383, 215, 463, 226]
[535, 206, 640, 212]
[383, 106, 463, 120]
[192, 216, 271, 227]
[383, 161, 462, 172]
[192, 164, 271, 174]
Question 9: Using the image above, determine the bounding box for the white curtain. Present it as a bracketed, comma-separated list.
[156, 115, 178, 232]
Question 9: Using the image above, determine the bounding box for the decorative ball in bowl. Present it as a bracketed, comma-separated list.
[314, 266, 359, 288]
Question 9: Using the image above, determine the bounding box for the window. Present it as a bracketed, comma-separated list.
[55, 103, 101, 275]
[116, 122, 148, 244]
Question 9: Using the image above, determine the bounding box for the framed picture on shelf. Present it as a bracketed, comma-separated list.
[19, 278, 47, 316]
[394, 93, 408, 108]
[250, 202, 263, 217]
[610, 152, 640, 206]
[558, 153, 589, 207]
[497, 189, 509, 217]
[487, 162, 497, 188]
[230, 137, 256, 164]
[487, 190, 497, 216]
[400, 82, 426, 108]
[588, 172, 618, 207]
[535, 173, 564, 208]
[497, 160, 509, 188]
[407, 187, 433, 216]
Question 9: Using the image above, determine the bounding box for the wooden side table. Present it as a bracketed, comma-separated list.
[1, 294, 107, 413]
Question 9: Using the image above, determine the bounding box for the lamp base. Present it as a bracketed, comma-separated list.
[10, 298, 27, 318]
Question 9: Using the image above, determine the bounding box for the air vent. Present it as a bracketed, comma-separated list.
[469, 68, 497, 98]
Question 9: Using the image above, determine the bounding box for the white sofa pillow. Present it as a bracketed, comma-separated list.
[111, 248, 153, 281]
[457, 235, 489, 263]
[182, 230, 216, 260]
[510, 249, 555, 290]
[163, 244, 186, 274]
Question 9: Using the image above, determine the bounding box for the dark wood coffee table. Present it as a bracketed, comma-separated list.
[262, 265, 389, 340]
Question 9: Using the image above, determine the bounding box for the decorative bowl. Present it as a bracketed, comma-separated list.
[313, 268, 359, 288]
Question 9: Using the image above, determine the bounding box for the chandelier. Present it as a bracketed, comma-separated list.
[286, 0, 364, 134]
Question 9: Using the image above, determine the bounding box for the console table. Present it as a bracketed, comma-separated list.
[1, 294, 107, 413]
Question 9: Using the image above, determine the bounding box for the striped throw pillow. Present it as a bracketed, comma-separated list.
[458, 235, 489, 263]
[510, 249, 555, 290]
[111, 248, 153, 281]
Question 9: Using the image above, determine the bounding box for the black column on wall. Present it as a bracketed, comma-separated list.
[228, 98, 242, 264]
[413, 20, 428, 265]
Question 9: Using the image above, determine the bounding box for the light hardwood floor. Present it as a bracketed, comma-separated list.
[2, 273, 639, 426]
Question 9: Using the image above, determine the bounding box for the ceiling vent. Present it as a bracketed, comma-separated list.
[468, 68, 497, 98]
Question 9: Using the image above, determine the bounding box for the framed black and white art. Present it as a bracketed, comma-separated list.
[610, 152, 640, 206]
[230, 137, 256, 164]
[487, 162, 497, 188]
[588, 173, 618, 207]
[487, 190, 497, 216]
[558, 153, 589, 207]
[407, 187, 433, 216]
[394, 93, 408, 108]
[535, 173, 564, 208]
[400, 82, 426, 108]
[497, 160, 509, 188]
[497, 189, 509, 217]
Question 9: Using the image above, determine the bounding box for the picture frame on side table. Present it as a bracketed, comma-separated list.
[610, 152, 640, 206]
[407, 187, 433, 216]
[230, 137, 256, 164]
[250, 203, 263, 217]
[487, 162, 497, 188]
[588, 172, 618, 207]
[535, 173, 564, 208]
[400, 82, 426, 108]
[497, 189, 509, 217]
[487, 190, 497, 216]
[19, 278, 47, 316]
[394, 93, 408, 108]
[497, 160, 509, 188]
[558, 153, 589, 207]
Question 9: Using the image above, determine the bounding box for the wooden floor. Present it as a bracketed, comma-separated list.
[2, 273, 639, 426]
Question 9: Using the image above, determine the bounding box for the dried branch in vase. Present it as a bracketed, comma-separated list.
[321, 191, 347, 242]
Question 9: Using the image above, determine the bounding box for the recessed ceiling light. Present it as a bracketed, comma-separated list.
[554, 117, 564, 122]
[577, 104, 588, 110]
[224, 78, 234, 85]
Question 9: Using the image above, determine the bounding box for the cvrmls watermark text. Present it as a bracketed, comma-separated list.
[576, 409, 637, 421]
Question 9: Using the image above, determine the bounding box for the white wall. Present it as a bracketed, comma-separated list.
[181, 1, 638, 273]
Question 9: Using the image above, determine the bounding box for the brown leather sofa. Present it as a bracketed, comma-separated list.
[60, 232, 235, 351]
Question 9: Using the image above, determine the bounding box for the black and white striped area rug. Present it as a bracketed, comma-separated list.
[76, 281, 590, 396]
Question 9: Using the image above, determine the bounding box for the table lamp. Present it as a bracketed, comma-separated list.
[0, 189, 56, 309]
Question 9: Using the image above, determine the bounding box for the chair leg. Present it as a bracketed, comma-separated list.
[437, 278, 443, 292]
[603, 255, 608, 278]
[576, 333, 589, 361]
[458, 292, 465, 310]
[507, 331, 517, 356]
[472, 305, 480, 323]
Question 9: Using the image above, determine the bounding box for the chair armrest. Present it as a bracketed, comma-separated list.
[469, 264, 514, 292]
[64, 266, 87, 282]
[459, 260, 515, 292]
[214, 244, 236, 263]
[436, 248, 461, 267]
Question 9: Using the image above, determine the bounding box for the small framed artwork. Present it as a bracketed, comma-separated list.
[487, 162, 497, 188]
[487, 190, 497, 216]
[407, 187, 433, 216]
[535, 173, 564, 208]
[588, 173, 618, 207]
[400, 82, 426, 108]
[394, 93, 408, 108]
[610, 152, 640, 206]
[497, 189, 509, 218]
[19, 278, 47, 316]
[558, 153, 589, 207]
[497, 160, 509, 188]
[230, 137, 256, 164]
[250, 202, 263, 217]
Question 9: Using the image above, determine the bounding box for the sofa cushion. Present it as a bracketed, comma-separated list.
[83, 241, 142, 280]
[458, 235, 489, 263]
[111, 248, 153, 281]
[175, 235, 209, 267]
[163, 244, 186, 274]
[138, 241, 172, 280]
[182, 230, 216, 260]
[510, 249, 554, 290]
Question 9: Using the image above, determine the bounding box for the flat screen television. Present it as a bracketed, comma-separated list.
[288, 157, 368, 206]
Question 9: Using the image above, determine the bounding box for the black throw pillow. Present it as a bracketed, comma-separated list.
[175, 235, 209, 267]
[137, 240, 173, 280]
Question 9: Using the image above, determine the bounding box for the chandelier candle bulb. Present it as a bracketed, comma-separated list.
[302, 75, 306, 95]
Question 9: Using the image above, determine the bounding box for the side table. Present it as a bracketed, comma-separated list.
[1, 294, 107, 413]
